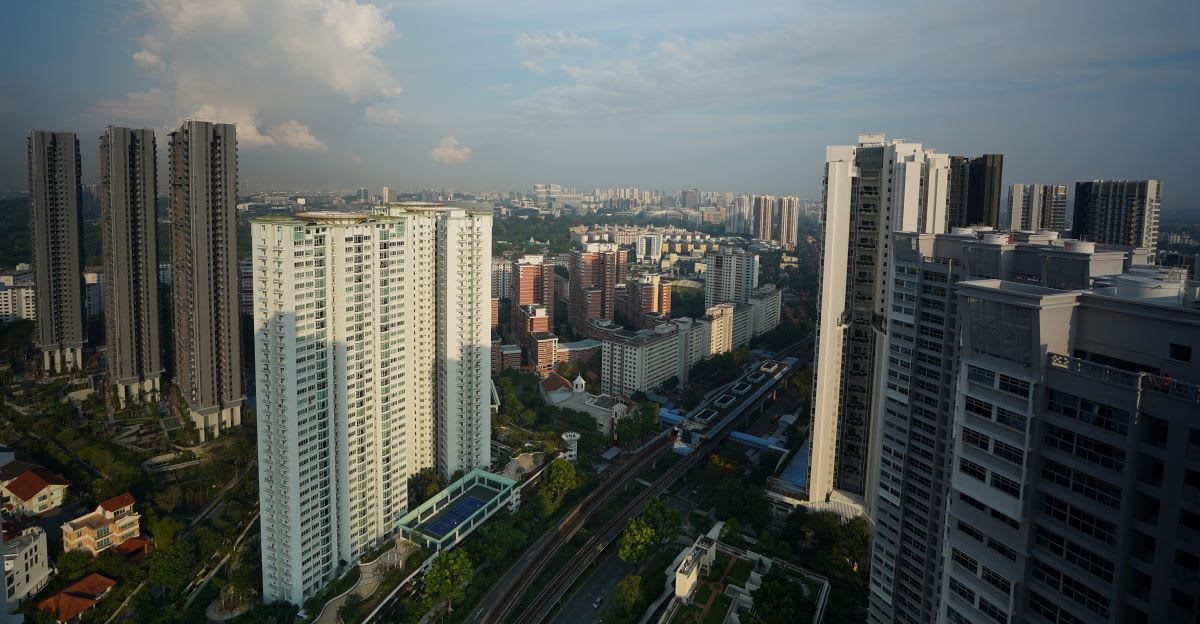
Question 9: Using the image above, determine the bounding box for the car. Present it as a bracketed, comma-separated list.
[593, 597, 604, 609]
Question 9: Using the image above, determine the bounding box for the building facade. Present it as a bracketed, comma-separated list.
[3, 527, 52, 604]
[569, 242, 623, 335]
[867, 229, 1142, 624]
[703, 251, 759, 308]
[940, 267, 1198, 624]
[809, 134, 951, 509]
[254, 204, 491, 606]
[170, 121, 244, 440]
[99, 126, 163, 404]
[27, 131, 86, 373]
[1006, 184, 1067, 233]
[1071, 179, 1162, 261]
[0, 267, 36, 324]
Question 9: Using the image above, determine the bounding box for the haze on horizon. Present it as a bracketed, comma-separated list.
[1, 0, 1198, 217]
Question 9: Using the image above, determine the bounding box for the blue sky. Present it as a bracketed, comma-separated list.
[1, 0, 1198, 215]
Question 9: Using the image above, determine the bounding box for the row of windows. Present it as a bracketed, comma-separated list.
[1040, 494, 1116, 545]
[1044, 424, 1124, 472]
[1041, 459, 1122, 508]
[1032, 560, 1110, 618]
[1035, 526, 1114, 583]
[1046, 389, 1130, 435]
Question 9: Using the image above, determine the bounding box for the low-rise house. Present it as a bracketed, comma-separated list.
[60, 493, 141, 556]
[36, 573, 116, 623]
[2, 468, 70, 517]
[4, 526, 53, 604]
[541, 374, 628, 439]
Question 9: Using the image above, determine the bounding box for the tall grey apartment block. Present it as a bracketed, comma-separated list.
[100, 127, 163, 404]
[27, 130, 86, 374]
[868, 228, 1144, 624]
[1072, 180, 1161, 262]
[938, 259, 1199, 623]
[170, 121, 243, 440]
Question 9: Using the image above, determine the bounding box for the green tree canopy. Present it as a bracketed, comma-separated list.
[617, 517, 655, 568]
[424, 549, 473, 616]
[539, 458, 579, 505]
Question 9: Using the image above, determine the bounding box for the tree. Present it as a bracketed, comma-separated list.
[612, 574, 643, 616]
[55, 550, 92, 581]
[408, 468, 446, 508]
[424, 549, 473, 618]
[149, 543, 197, 596]
[641, 499, 681, 551]
[149, 516, 181, 547]
[752, 568, 815, 624]
[617, 517, 655, 568]
[721, 517, 743, 544]
[539, 458, 578, 506]
[155, 483, 183, 514]
[472, 515, 525, 562]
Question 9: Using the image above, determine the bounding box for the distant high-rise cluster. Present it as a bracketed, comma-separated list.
[1007, 183, 1067, 231]
[569, 242, 625, 335]
[948, 154, 1005, 228]
[254, 203, 492, 605]
[1072, 179, 1162, 261]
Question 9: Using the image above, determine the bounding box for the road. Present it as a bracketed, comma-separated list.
[551, 487, 700, 624]
[550, 548, 626, 624]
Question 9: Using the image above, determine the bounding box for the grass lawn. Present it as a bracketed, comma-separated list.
[727, 559, 754, 587]
[693, 583, 713, 604]
[703, 594, 732, 624]
[671, 603, 704, 624]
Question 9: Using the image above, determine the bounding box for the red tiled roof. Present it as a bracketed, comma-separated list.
[99, 492, 135, 512]
[0, 460, 40, 482]
[37, 574, 116, 622]
[116, 536, 152, 555]
[542, 374, 572, 393]
[3, 468, 68, 502]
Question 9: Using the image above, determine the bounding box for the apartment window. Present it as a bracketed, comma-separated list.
[951, 547, 979, 574]
[959, 458, 988, 482]
[981, 566, 1012, 596]
[994, 407, 1027, 432]
[1044, 424, 1124, 472]
[1047, 389, 1129, 435]
[965, 396, 992, 418]
[1169, 343, 1192, 363]
[997, 375, 1030, 398]
[1032, 560, 1110, 617]
[1035, 526, 1114, 582]
[1040, 494, 1116, 545]
[967, 365, 995, 386]
[991, 473, 1022, 498]
[987, 538, 1017, 562]
[978, 598, 1008, 624]
[949, 577, 976, 603]
[962, 427, 990, 450]
[992, 440, 1024, 466]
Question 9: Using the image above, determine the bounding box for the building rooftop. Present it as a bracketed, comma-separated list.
[3, 468, 69, 502]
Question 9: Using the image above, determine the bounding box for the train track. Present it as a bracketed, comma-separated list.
[510, 355, 804, 624]
[472, 434, 673, 624]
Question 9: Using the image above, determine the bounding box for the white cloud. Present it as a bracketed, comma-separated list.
[521, 60, 546, 74]
[91, 0, 403, 151]
[431, 136, 471, 165]
[132, 49, 165, 72]
[88, 89, 169, 121]
[272, 120, 328, 150]
[516, 31, 599, 56]
[363, 105, 405, 125]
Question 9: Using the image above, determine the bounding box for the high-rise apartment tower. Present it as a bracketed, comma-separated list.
[1071, 179, 1161, 261]
[27, 131, 86, 373]
[99, 126, 163, 404]
[809, 133, 950, 509]
[254, 203, 491, 605]
[170, 120, 243, 440]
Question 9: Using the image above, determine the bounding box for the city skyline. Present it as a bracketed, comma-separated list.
[1, 1, 1198, 216]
